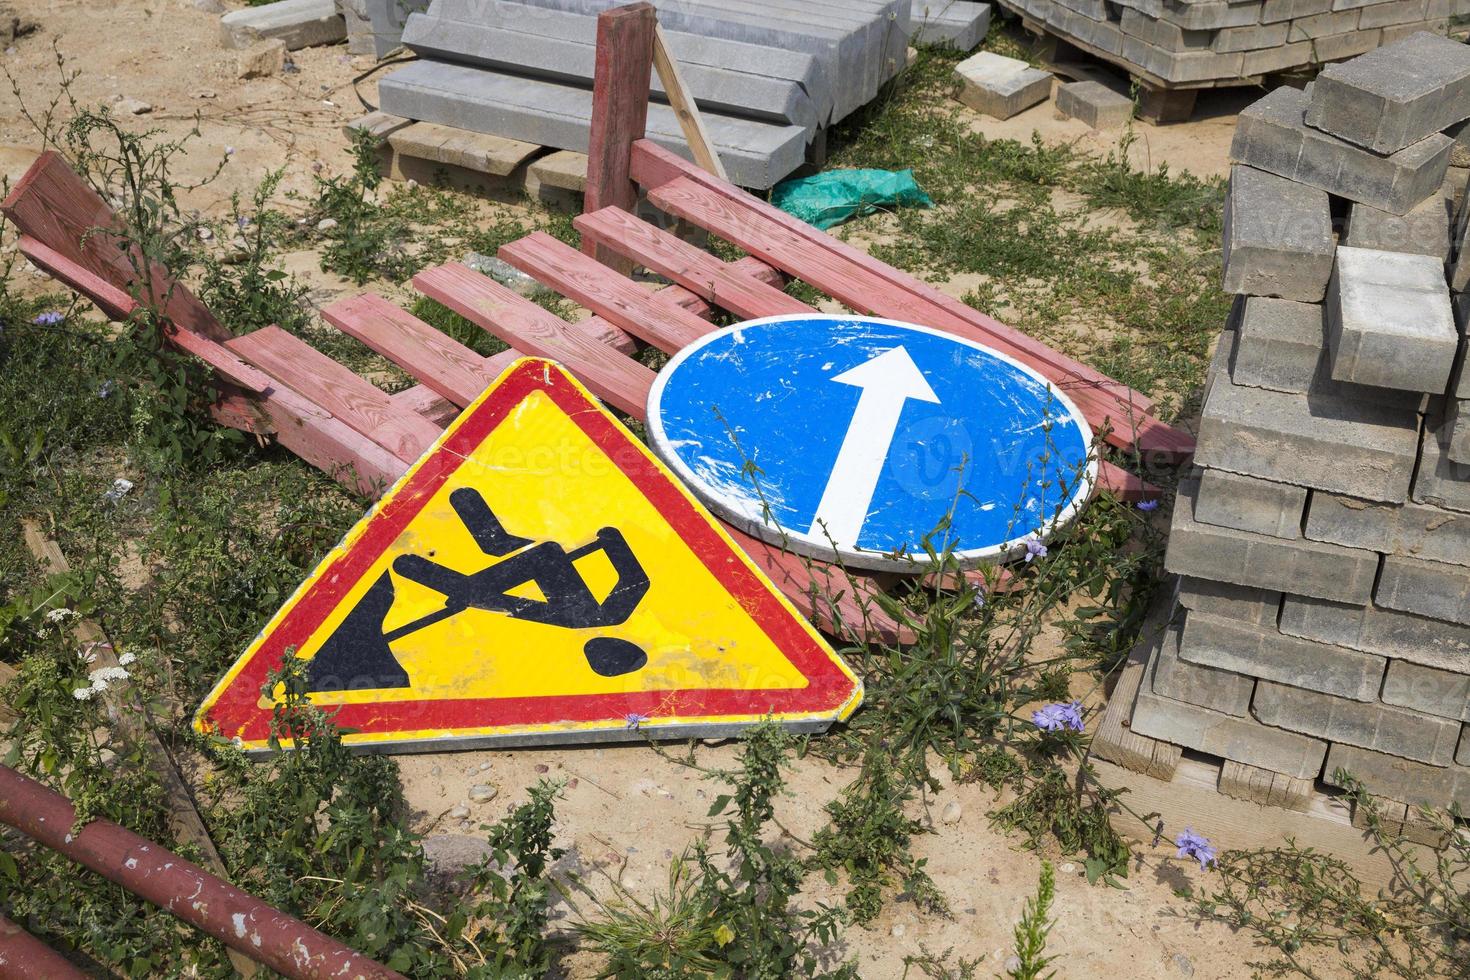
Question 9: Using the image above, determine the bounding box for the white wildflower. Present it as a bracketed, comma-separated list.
[73, 687, 93, 701]
[45, 608, 73, 623]
[117, 651, 137, 667]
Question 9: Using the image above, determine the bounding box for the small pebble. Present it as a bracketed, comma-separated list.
[479, 761, 491, 771]
[534, 763, 549, 773]
[197, 227, 213, 242]
[890, 923, 906, 938]
[116, 98, 152, 115]
[1173, 953, 1194, 977]
[1004, 956, 1022, 973]
[316, 217, 338, 232]
[1060, 862, 1076, 874]
[468, 783, 497, 803]
[941, 801, 962, 825]
[448, 804, 470, 820]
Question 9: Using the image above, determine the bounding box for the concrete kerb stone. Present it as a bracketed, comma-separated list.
[1229, 296, 1325, 394]
[908, 0, 992, 50]
[1412, 418, 1470, 514]
[221, 0, 345, 50]
[1280, 593, 1470, 672]
[1222, 165, 1335, 302]
[1176, 576, 1283, 626]
[1341, 191, 1452, 258]
[954, 51, 1052, 119]
[1180, 608, 1389, 701]
[1231, 84, 1454, 215]
[1323, 742, 1470, 810]
[1305, 492, 1470, 566]
[1376, 553, 1470, 626]
[1196, 368, 1421, 503]
[1305, 31, 1470, 155]
[1450, 192, 1470, 293]
[1382, 659, 1470, 722]
[377, 61, 808, 189]
[1055, 80, 1134, 129]
[1326, 246, 1458, 394]
[1253, 680, 1463, 766]
[1131, 647, 1329, 779]
[1195, 467, 1307, 538]
[400, 13, 821, 128]
[1165, 478, 1381, 602]
[1152, 619, 1256, 716]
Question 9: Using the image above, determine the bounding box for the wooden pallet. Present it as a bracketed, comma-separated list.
[1, 4, 1192, 652]
[349, 112, 591, 211]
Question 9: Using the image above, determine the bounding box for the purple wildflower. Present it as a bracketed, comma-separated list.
[97, 380, 115, 399]
[1175, 827, 1216, 869]
[624, 712, 650, 730]
[1022, 535, 1048, 563]
[1136, 499, 1160, 512]
[237, 215, 250, 229]
[1032, 701, 1084, 733]
[32, 311, 63, 326]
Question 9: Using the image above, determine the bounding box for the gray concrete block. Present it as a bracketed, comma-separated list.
[1379, 17, 1452, 44]
[1323, 742, 1470, 809]
[1055, 80, 1134, 129]
[1120, 6, 1212, 49]
[1241, 39, 1315, 75]
[1306, 31, 1470, 154]
[954, 51, 1052, 119]
[1231, 84, 1454, 215]
[1357, 0, 1431, 26]
[1450, 194, 1469, 293]
[1158, 0, 1266, 29]
[1222, 165, 1336, 301]
[1306, 493, 1470, 566]
[400, 12, 820, 128]
[221, 0, 345, 50]
[1176, 576, 1282, 626]
[1165, 478, 1381, 602]
[1262, 0, 1333, 20]
[1382, 659, 1470, 721]
[1449, 398, 1470, 465]
[1195, 467, 1307, 538]
[1376, 553, 1470, 626]
[1254, 680, 1462, 765]
[1228, 296, 1324, 394]
[909, 0, 992, 50]
[1287, 7, 1362, 38]
[1450, 118, 1470, 168]
[1280, 593, 1470, 671]
[1311, 26, 1385, 63]
[1215, 20, 1291, 50]
[1342, 190, 1452, 257]
[1413, 419, 1470, 514]
[1460, 725, 1470, 765]
[1196, 369, 1421, 502]
[1180, 609, 1388, 700]
[1132, 655, 1329, 779]
[359, 0, 420, 58]
[1121, 36, 1245, 83]
[377, 61, 808, 189]
[1153, 621, 1256, 715]
[1326, 246, 1458, 393]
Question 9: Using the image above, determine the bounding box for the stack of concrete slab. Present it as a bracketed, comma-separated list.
[1128, 34, 1470, 814]
[374, 0, 985, 188]
[995, 0, 1470, 91]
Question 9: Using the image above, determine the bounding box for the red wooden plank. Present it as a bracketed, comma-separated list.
[393, 384, 462, 427]
[499, 232, 712, 354]
[645, 173, 1193, 460]
[321, 293, 513, 407]
[584, 2, 657, 273]
[2, 151, 229, 342]
[1097, 460, 1157, 501]
[228, 326, 443, 464]
[256, 383, 406, 499]
[634, 141, 1155, 411]
[574, 207, 813, 320]
[18, 235, 135, 320]
[413, 262, 655, 416]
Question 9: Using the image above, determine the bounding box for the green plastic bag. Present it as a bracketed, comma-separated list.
[771, 168, 934, 230]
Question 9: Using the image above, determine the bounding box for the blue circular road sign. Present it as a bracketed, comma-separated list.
[646, 315, 1097, 572]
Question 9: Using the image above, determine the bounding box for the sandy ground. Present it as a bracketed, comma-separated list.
[0, 2, 1316, 976]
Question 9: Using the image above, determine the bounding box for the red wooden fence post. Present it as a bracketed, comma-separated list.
[583, 1, 657, 274]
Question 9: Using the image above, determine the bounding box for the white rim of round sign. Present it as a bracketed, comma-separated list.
[646, 314, 1099, 572]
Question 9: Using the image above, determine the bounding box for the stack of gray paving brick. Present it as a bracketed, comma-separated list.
[995, 0, 1470, 89]
[1128, 33, 1470, 814]
[375, 0, 986, 188]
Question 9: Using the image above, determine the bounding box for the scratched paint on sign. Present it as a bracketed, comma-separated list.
[647, 315, 1096, 572]
[195, 358, 862, 754]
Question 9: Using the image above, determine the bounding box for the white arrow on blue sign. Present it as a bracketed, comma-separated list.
[646, 315, 1097, 572]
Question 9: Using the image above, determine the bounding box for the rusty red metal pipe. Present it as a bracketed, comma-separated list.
[0, 912, 89, 979]
[0, 765, 406, 980]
